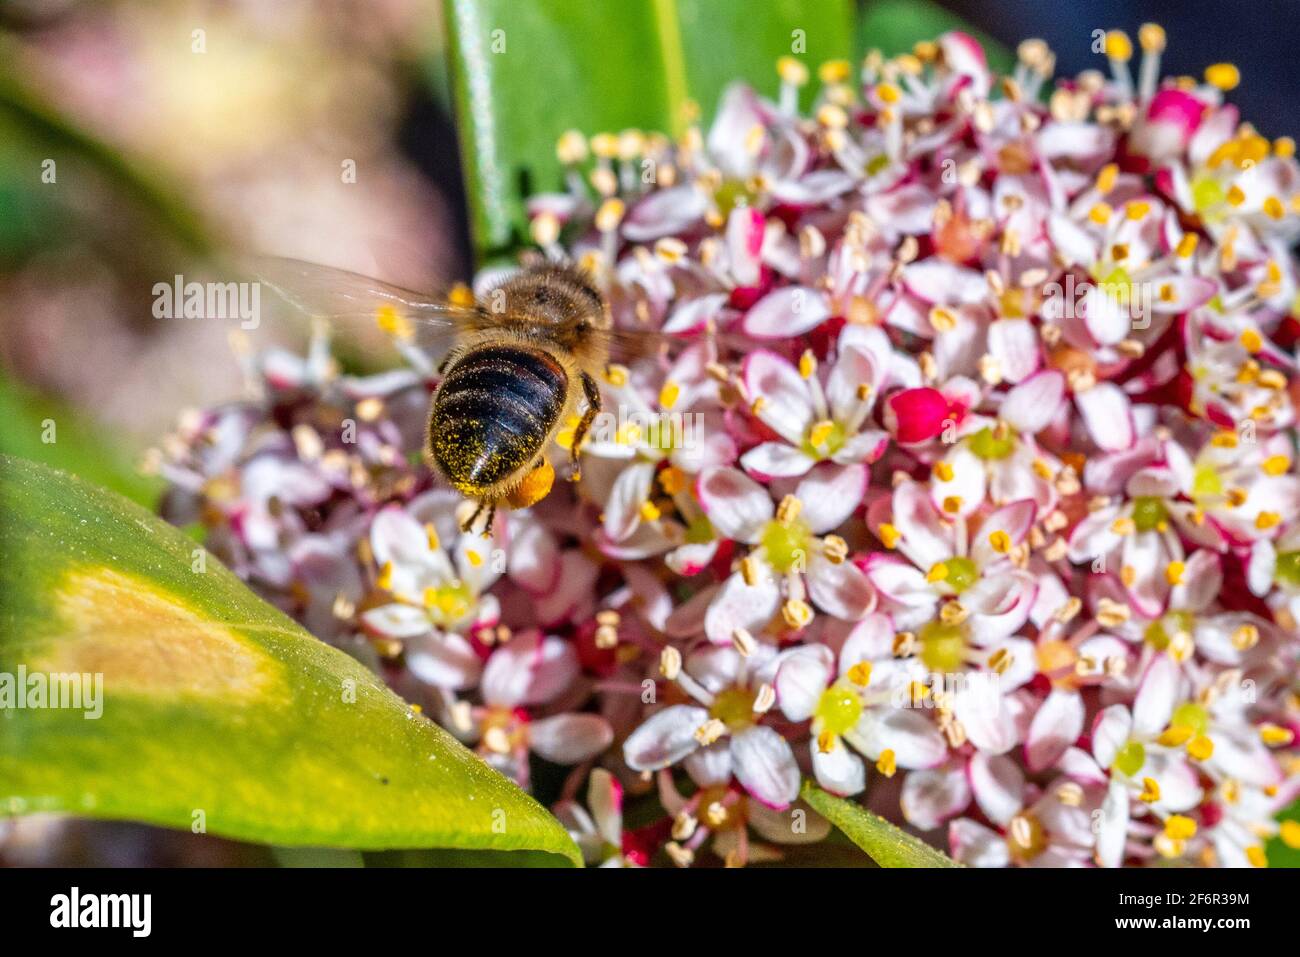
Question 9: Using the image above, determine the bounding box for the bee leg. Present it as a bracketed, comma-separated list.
[480, 502, 497, 539]
[460, 499, 486, 534]
[567, 371, 601, 482]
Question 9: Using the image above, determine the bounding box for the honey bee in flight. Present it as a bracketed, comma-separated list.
[254, 258, 619, 534]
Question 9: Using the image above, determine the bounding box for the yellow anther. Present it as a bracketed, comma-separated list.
[1165, 561, 1186, 586]
[847, 661, 873, 686]
[1165, 815, 1197, 840]
[556, 129, 588, 164]
[876, 749, 897, 777]
[425, 523, 441, 553]
[879, 523, 901, 549]
[933, 461, 955, 482]
[1111, 242, 1129, 261]
[777, 55, 809, 86]
[604, 364, 629, 387]
[1138, 23, 1166, 53]
[1280, 820, 1300, 849]
[1264, 196, 1286, 220]
[740, 556, 761, 587]
[1262, 455, 1290, 476]
[808, 419, 836, 448]
[1158, 724, 1194, 747]
[1096, 163, 1119, 195]
[782, 598, 814, 629]
[1261, 723, 1296, 747]
[658, 466, 686, 495]
[1204, 63, 1240, 91]
[926, 562, 950, 583]
[1186, 735, 1214, 761]
[1125, 200, 1151, 221]
[375, 304, 413, 340]
[595, 198, 626, 232]
[1176, 233, 1199, 258]
[377, 561, 394, 591]
[1104, 30, 1132, 61]
[798, 350, 817, 379]
[1121, 565, 1137, 587]
[988, 530, 1011, 554]
[929, 306, 958, 332]
[1227, 185, 1246, 207]
[658, 380, 681, 410]
[819, 59, 852, 84]
[1245, 845, 1268, 868]
[1139, 777, 1161, 803]
[530, 211, 561, 246]
[875, 82, 901, 104]
[1231, 623, 1260, 651]
[1111, 516, 1137, 535]
[817, 729, 837, 754]
[1240, 328, 1264, 353]
[639, 500, 662, 522]
[1088, 202, 1113, 225]
[1275, 136, 1297, 159]
[942, 495, 963, 514]
[466, 549, 483, 568]
[1256, 511, 1282, 530]
[816, 104, 849, 129]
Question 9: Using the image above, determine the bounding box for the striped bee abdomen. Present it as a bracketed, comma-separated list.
[430, 345, 568, 494]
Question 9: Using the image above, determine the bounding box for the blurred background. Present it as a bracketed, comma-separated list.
[1, 0, 1296, 865]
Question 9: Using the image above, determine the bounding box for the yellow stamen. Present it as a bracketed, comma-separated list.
[847, 661, 872, 687]
[658, 380, 681, 410]
[988, 530, 1011, 554]
[933, 461, 955, 482]
[1186, 735, 1214, 761]
[1165, 815, 1197, 840]
[1104, 31, 1132, 61]
[1204, 63, 1240, 91]
[926, 562, 950, 583]
[876, 749, 897, 777]
[878, 523, 901, 549]
[1165, 560, 1186, 586]
[1140, 777, 1161, 803]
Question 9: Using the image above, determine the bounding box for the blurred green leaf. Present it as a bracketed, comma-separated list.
[858, 0, 1014, 73]
[0, 38, 210, 262]
[0, 456, 582, 865]
[803, 782, 960, 867]
[0, 373, 161, 508]
[443, 0, 853, 257]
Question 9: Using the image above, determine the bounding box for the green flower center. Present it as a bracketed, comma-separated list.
[1191, 463, 1223, 499]
[761, 518, 812, 574]
[685, 515, 715, 545]
[1171, 702, 1209, 737]
[919, 620, 967, 672]
[710, 686, 757, 730]
[943, 556, 979, 594]
[714, 179, 759, 217]
[1113, 740, 1146, 778]
[1190, 174, 1226, 214]
[968, 426, 1017, 461]
[865, 153, 891, 176]
[815, 683, 864, 736]
[1143, 610, 1194, 650]
[1276, 551, 1300, 588]
[1131, 496, 1168, 533]
[800, 420, 846, 458]
[1093, 265, 1136, 308]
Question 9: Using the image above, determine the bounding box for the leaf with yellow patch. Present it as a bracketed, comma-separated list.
[0, 455, 581, 865]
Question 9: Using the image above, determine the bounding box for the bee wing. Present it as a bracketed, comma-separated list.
[248, 256, 488, 354]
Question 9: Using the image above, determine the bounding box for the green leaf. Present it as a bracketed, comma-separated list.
[0, 373, 162, 509]
[444, 0, 853, 257]
[802, 782, 960, 867]
[858, 0, 1014, 73]
[0, 39, 211, 259]
[0, 456, 581, 866]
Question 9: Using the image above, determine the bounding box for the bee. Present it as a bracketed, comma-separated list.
[254, 257, 618, 534]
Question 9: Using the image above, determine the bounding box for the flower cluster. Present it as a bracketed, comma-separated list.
[156, 26, 1300, 867]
